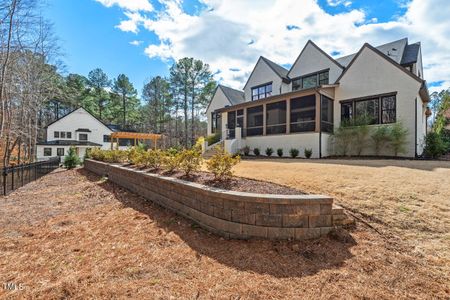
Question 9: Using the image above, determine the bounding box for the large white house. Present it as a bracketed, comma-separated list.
[206, 38, 430, 158]
[37, 107, 129, 161]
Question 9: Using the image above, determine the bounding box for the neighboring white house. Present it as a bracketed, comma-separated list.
[37, 107, 121, 161]
[207, 38, 430, 158]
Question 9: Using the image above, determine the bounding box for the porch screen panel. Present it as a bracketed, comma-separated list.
[266, 101, 286, 135]
[290, 95, 316, 132]
[246, 105, 263, 136]
[227, 111, 236, 139]
[321, 95, 334, 133]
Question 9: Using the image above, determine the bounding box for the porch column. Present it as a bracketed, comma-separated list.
[286, 99, 291, 134]
[315, 92, 321, 133]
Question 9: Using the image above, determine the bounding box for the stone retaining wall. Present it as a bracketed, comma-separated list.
[84, 159, 347, 240]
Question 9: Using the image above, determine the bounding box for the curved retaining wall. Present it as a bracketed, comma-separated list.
[84, 159, 347, 240]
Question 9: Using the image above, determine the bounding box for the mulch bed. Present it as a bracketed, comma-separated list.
[124, 164, 304, 195]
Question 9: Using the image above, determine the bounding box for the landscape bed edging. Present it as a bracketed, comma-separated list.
[84, 159, 348, 240]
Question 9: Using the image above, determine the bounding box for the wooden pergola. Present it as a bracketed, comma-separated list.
[110, 132, 163, 150]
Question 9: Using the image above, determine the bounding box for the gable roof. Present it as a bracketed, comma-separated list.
[205, 84, 245, 113]
[243, 56, 290, 90]
[401, 42, 420, 65]
[336, 38, 409, 67]
[335, 42, 424, 84]
[45, 107, 113, 132]
[287, 40, 344, 77]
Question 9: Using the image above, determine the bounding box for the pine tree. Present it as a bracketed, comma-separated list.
[64, 146, 81, 169]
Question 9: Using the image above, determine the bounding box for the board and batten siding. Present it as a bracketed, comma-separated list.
[334, 46, 425, 157]
[206, 88, 230, 136]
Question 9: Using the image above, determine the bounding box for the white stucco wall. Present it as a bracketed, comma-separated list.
[288, 42, 343, 84]
[243, 133, 321, 158]
[334, 46, 424, 157]
[46, 108, 113, 149]
[206, 88, 230, 136]
[244, 59, 285, 102]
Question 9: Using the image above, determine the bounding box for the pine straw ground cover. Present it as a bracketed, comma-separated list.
[0, 163, 448, 299]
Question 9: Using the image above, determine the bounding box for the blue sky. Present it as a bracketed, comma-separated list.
[45, 0, 450, 94]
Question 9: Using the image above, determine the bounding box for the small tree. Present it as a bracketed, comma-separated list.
[207, 146, 240, 180]
[64, 147, 81, 169]
[371, 126, 391, 155]
[390, 122, 408, 156]
[178, 148, 203, 176]
[423, 132, 447, 159]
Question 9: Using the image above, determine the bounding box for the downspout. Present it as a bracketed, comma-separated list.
[415, 97, 418, 158]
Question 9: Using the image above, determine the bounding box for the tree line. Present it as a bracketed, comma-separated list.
[0, 0, 216, 167]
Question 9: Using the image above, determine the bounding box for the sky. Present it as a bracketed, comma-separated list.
[45, 0, 450, 95]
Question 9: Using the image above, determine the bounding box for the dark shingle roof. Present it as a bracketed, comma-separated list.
[336, 38, 409, 67]
[401, 42, 420, 65]
[260, 56, 289, 80]
[37, 140, 102, 147]
[219, 85, 245, 105]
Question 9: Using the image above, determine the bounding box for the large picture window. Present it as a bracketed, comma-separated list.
[341, 93, 396, 125]
[246, 105, 263, 136]
[266, 101, 286, 135]
[292, 70, 329, 91]
[290, 95, 316, 132]
[251, 83, 272, 101]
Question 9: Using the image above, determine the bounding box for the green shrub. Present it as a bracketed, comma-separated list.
[64, 146, 80, 169]
[390, 122, 408, 156]
[104, 150, 128, 163]
[423, 132, 447, 159]
[205, 133, 221, 146]
[242, 146, 250, 156]
[277, 148, 283, 157]
[207, 146, 240, 180]
[265, 147, 273, 157]
[304, 148, 312, 158]
[128, 146, 146, 166]
[178, 148, 203, 176]
[90, 148, 105, 161]
[289, 148, 299, 158]
[162, 151, 180, 173]
[144, 149, 164, 169]
[371, 126, 391, 155]
[253, 148, 260, 156]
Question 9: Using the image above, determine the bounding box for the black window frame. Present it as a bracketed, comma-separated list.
[67, 132, 72, 139]
[340, 93, 397, 125]
[246, 105, 264, 136]
[292, 69, 330, 91]
[54, 131, 59, 138]
[60, 132, 66, 139]
[251, 82, 273, 101]
[321, 95, 334, 133]
[43, 148, 52, 156]
[103, 135, 111, 143]
[79, 133, 88, 141]
[57, 148, 65, 156]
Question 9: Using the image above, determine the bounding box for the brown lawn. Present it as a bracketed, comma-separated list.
[0, 159, 449, 299]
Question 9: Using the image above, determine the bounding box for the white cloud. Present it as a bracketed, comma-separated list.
[95, 0, 153, 12]
[102, 0, 450, 92]
[129, 40, 143, 46]
[327, 0, 352, 7]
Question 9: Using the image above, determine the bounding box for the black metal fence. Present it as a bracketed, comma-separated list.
[1, 157, 60, 196]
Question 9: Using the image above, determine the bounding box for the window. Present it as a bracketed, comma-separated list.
[266, 101, 286, 135]
[57, 148, 64, 156]
[67, 132, 72, 139]
[382, 96, 396, 124]
[43, 148, 52, 156]
[54, 131, 59, 138]
[103, 135, 111, 142]
[251, 83, 272, 101]
[79, 133, 88, 141]
[341, 94, 396, 125]
[321, 96, 334, 133]
[61, 132, 66, 138]
[292, 70, 329, 91]
[355, 98, 379, 125]
[246, 105, 264, 136]
[290, 95, 316, 132]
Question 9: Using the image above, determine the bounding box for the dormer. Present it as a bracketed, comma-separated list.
[400, 42, 423, 79]
[243, 56, 290, 102]
[288, 40, 344, 92]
